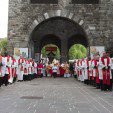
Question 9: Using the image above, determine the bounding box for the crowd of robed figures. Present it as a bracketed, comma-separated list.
[0, 51, 113, 92]
[0, 53, 74, 88]
[74, 52, 113, 91]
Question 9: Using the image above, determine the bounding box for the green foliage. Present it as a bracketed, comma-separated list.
[69, 44, 87, 60]
[41, 47, 47, 57]
[55, 48, 60, 59]
[41, 44, 87, 60]
[0, 38, 8, 55]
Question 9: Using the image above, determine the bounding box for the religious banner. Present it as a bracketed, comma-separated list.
[90, 46, 105, 58]
[45, 47, 57, 52]
[14, 48, 28, 59]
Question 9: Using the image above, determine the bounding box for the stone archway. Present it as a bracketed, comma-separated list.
[30, 17, 89, 62]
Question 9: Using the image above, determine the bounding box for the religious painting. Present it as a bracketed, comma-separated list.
[14, 48, 28, 59]
[90, 46, 105, 58]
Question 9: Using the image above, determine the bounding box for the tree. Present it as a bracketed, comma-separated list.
[41, 44, 87, 60]
[69, 44, 87, 60]
[0, 38, 8, 55]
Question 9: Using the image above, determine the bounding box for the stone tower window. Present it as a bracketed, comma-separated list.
[72, 0, 99, 4]
[30, 0, 58, 4]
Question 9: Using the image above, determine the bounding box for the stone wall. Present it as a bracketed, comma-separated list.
[8, 0, 113, 55]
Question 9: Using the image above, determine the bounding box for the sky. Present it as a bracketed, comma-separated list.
[0, 0, 9, 38]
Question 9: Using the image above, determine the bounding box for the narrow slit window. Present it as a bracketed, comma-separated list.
[30, 0, 58, 4]
[72, 0, 99, 4]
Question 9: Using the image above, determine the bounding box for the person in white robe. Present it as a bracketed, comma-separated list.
[17, 56, 25, 81]
[8, 56, 13, 84]
[81, 58, 85, 82]
[98, 52, 112, 91]
[2, 54, 10, 86]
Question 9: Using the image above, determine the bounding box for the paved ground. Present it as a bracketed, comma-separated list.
[0, 78, 113, 113]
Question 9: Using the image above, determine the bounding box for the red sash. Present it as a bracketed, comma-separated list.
[60, 67, 65, 76]
[38, 64, 43, 75]
[80, 60, 82, 75]
[18, 58, 24, 65]
[91, 59, 94, 80]
[7, 56, 10, 62]
[7, 56, 10, 79]
[24, 61, 28, 74]
[24, 68, 27, 74]
[77, 60, 80, 76]
[93, 60, 100, 83]
[101, 57, 110, 85]
[12, 59, 16, 77]
[86, 60, 90, 80]
[18, 58, 24, 71]
[8, 67, 10, 79]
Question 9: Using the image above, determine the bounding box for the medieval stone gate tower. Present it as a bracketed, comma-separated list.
[8, 0, 113, 61]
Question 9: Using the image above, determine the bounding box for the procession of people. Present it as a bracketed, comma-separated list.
[74, 52, 113, 91]
[0, 52, 73, 88]
[0, 51, 113, 92]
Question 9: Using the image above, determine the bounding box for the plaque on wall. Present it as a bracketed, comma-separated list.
[72, 0, 99, 4]
[31, 0, 58, 4]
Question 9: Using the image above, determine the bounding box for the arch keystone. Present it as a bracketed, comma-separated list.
[68, 13, 74, 19]
[56, 10, 62, 16]
[44, 13, 49, 19]
[79, 20, 84, 25]
[33, 20, 39, 26]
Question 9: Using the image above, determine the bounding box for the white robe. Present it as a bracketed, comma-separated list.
[84, 60, 88, 80]
[1, 57, 11, 76]
[28, 62, 32, 75]
[98, 57, 112, 80]
[76, 61, 82, 81]
[17, 59, 24, 81]
[8, 58, 14, 83]
[79, 60, 85, 82]
[23, 61, 29, 75]
[34, 62, 37, 74]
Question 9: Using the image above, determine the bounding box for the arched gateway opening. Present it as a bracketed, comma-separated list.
[29, 17, 89, 62]
[41, 44, 60, 63]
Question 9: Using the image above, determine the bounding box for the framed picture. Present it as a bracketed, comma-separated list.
[14, 48, 28, 59]
[90, 46, 105, 58]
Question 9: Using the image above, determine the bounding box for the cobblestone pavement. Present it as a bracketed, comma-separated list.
[0, 78, 113, 113]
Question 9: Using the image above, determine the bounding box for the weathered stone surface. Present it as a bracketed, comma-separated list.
[8, 0, 113, 56]
[0, 78, 113, 113]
